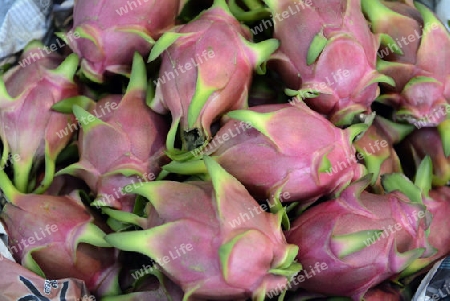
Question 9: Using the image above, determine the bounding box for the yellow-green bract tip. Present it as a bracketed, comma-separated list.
[126, 52, 147, 94]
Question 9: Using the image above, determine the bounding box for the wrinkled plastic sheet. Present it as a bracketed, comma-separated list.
[0, 222, 14, 262]
[0, 259, 92, 301]
[0, 0, 75, 71]
[437, 0, 450, 30]
[0, 0, 52, 60]
[413, 257, 450, 301]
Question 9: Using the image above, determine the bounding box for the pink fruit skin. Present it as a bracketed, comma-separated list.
[354, 127, 401, 192]
[105, 158, 301, 300]
[67, 0, 180, 81]
[0, 192, 119, 296]
[399, 127, 450, 186]
[0, 45, 78, 185]
[67, 92, 169, 211]
[265, 0, 383, 123]
[367, 0, 450, 125]
[143, 181, 292, 299]
[206, 103, 364, 205]
[353, 117, 411, 193]
[285, 180, 433, 300]
[386, 187, 450, 284]
[151, 5, 262, 146]
[425, 187, 450, 262]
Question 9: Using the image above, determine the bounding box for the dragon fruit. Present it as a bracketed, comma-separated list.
[354, 116, 413, 193]
[398, 127, 450, 186]
[0, 259, 91, 300]
[148, 0, 279, 155]
[104, 157, 301, 300]
[163, 102, 366, 206]
[385, 159, 450, 275]
[56, 53, 169, 212]
[62, 0, 180, 82]
[261, 0, 394, 125]
[362, 0, 450, 133]
[0, 170, 120, 297]
[0, 41, 79, 194]
[285, 165, 435, 300]
[423, 186, 450, 262]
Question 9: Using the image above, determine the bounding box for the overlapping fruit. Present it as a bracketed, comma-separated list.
[0, 0, 449, 300]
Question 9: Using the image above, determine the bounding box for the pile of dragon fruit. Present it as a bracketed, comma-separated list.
[0, 0, 449, 300]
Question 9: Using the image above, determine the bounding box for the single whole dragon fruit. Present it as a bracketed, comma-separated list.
[0, 41, 80, 194]
[262, 0, 394, 125]
[0, 170, 120, 297]
[354, 116, 413, 193]
[63, 0, 180, 82]
[285, 169, 435, 300]
[57, 53, 169, 212]
[148, 0, 279, 155]
[104, 157, 301, 300]
[164, 102, 366, 206]
[362, 0, 450, 130]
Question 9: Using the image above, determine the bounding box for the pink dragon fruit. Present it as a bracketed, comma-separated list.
[62, 0, 180, 82]
[362, 0, 450, 135]
[0, 170, 120, 297]
[354, 116, 413, 193]
[285, 168, 435, 300]
[56, 53, 169, 212]
[262, 0, 394, 125]
[423, 186, 450, 262]
[148, 0, 279, 155]
[104, 157, 301, 300]
[0, 41, 80, 194]
[0, 259, 91, 300]
[163, 102, 366, 207]
[403, 183, 450, 272]
[383, 158, 450, 277]
[398, 127, 450, 186]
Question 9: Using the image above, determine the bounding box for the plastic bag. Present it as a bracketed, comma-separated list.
[0, 0, 52, 60]
[0, 259, 93, 301]
[413, 257, 450, 301]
